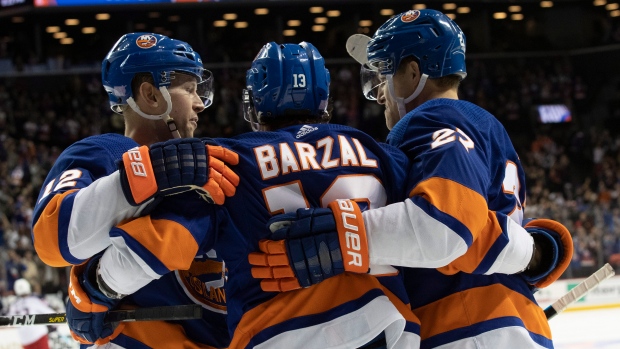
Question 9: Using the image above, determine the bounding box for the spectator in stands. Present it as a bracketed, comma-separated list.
[5, 250, 25, 293]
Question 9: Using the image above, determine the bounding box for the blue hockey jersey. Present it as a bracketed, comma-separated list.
[31, 133, 230, 348]
[377, 99, 551, 349]
[99, 124, 422, 349]
[32, 134, 141, 266]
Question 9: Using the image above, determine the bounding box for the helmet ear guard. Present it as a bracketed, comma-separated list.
[243, 41, 330, 130]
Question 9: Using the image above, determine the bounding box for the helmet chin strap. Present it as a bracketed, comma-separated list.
[126, 86, 180, 139]
[386, 73, 429, 118]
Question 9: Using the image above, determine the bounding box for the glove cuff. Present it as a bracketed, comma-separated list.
[523, 219, 573, 288]
[521, 228, 557, 283]
[81, 255, 119, 308]
[119, 146, 158, 205]
[96, 264, 127, 300]
[328, 199, 369, 273]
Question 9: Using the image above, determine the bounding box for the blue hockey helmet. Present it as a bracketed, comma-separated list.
[367, 9, 466, 79]
[243, 41, 330, 131]
[102, 32, 213, 117]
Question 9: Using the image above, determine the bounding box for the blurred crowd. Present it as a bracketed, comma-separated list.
[1, 51, 619, 298]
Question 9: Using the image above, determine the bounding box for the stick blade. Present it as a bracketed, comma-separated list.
[346, 34, 371, 65]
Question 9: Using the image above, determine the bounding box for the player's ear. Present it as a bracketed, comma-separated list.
[137, 81, 160, 108]
[408, 60, 420, 83]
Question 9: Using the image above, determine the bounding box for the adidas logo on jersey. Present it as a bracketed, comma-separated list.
[296, 125, 318, 138]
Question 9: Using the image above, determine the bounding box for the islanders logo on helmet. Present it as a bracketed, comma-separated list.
[136, 34, 157, 49]
[401, 10, 420, 23]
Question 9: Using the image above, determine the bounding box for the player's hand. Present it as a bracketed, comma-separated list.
[119, 138, 239, 206]
[66, 255, 124, 345]
[521, 218, 573, 288]
[249, 199, 369, 292]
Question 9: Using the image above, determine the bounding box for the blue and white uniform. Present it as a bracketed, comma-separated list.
[100, 124, 422, 349]
[361, 99, 551, 349]
[32, 134, 230, 349]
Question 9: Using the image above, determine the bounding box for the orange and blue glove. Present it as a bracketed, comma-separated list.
[119, 138, 239, 206]
[249, 199, 369, 292]
[66, 254, 124, 345]
[521, 218, 574, 288]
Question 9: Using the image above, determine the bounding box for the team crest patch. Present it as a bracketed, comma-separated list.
[175, 257, 227, 314]
[136, 34, 157, 49]
[401, 10, 420, 23]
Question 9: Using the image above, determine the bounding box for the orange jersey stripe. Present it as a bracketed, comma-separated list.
[122, 321, 219, 349]
[32, 189, 78, 267]
[410, 177, 502, 274]
[410, 177, 489, 240]
[437, 211, 503, 275]
[414, 283, 551, 340]
[117, 217, 199, 272]
[230, 273, 418, 348]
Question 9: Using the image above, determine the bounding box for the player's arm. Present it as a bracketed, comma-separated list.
[32, 138, 144, 267]
[64, 193, 224, 344]
[250, 132, 531, 290]
[33, 137, 238, 268]
[250, 116, 571, 291]
[251, 182, 569, 291]
[96, 193, 223, 297]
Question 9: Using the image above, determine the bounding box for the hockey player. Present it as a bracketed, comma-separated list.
[249, 10, 573, 349]
[6, 279, 56, 349]
[76, 41, 422, 348]
[32, 33, 239, 348]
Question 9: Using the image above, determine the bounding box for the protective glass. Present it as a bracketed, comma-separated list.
[197, 69, 214, 108]
[173, 69, 214, 108]
[242, 88, 260, 131]
[360, 64, 386, 101]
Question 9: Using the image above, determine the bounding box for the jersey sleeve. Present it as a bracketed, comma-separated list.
[98, 192, 223, 295]
[364, 106, 533, 274]
[32, 135, 146, 267]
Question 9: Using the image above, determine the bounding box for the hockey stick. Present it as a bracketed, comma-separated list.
[0, 304, 202, 327]
[545, 263, 615, 320]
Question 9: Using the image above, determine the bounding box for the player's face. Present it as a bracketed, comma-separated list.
[166, 73, 206, 138]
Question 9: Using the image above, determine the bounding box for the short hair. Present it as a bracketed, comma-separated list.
[131, 73, 155, 100]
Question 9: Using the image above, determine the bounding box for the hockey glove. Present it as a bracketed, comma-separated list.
[66, 254, 124, 345]
[521, 218, 574, 288]
[249, 199, 369, 292]
[119, 138, 239, 206]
